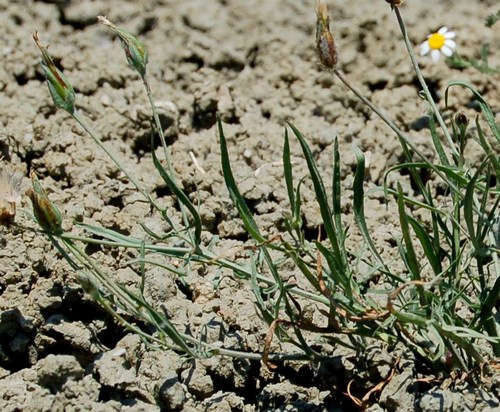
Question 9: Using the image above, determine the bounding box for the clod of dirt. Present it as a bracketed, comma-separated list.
[256, 381, 330, 411]
[36, 354, 83, 390]
[418, 385, 500, 412]
[93, 349, 136, 388]
[38, 315, 106, 356]
[196, 391, 247, 412]
[158, 373, 186, 411]
[181, 361, 214, 399]
[379, 370, 416, 412]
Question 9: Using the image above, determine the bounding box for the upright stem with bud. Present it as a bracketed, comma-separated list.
[314, 0, 458, 192]
[33, 31, 161, 212]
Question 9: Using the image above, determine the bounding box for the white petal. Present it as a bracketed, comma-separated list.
[441, 45, 454, 57]
[438, 27, 448, 34]
[431, 49, 441, 62]
[444, 39, 456, 49]
[420, 42, 430, 56]
[444, 31, 456, 39]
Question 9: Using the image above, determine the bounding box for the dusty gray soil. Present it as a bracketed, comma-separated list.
[1, 0, 499, 411]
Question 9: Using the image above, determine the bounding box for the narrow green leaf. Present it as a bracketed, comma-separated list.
[282, 241, 321, 291]
[151, 134, 202, 247]
[218, 117, 314, 356]
[407, 215, 441, 276]
[475, 118, 500, 177]
[283, 129, 295, 211]
[217, 116, 265, 243]
[445, 81, 500, 144]
[463, 164, 486, 253]
[352, 145, 386, 270]
[139, 240, 146, 295]
[384, 163, 469, 187]
[77, 223, 143, 244]
[397, 183, 427, 306]
[287, 122, 345, 268]
[397, 185, 419, 277]
[315, 241, 348, 291]
[429, 112, 451, 166]
[332, 137, 342, 239]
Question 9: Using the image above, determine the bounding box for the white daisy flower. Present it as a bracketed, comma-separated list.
[420, 27, 456, 62]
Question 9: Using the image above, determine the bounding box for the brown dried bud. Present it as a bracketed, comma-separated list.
[455, 112, 469, 130]
[315, 0, 337, 69]
[385, 0, 404, 9]
[26, 171, 63, 234]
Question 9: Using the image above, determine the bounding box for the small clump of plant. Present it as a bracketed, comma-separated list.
[4, 0, 498, 395]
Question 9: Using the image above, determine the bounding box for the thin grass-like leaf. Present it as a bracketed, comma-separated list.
[283, 129, 295, 211]
[475, 118, 500, 177]
[384, 163, 469, 187]
[75, 223, 143, 244]
[315, 241, 348, 292]
[445, 81, 500, 143]
[139, 240, 146, 295]
[407, 215, 441, 276]
[281, 241, 321, 292]
[218, 117, 314, 358]
[396, 184, 427, 306]
[287, 122, 345, 269]
[151, 134, 202, 247]
[218, 116, 265, 243]
[352, 145, 386, 270]
[429, 112, 450, 166]
[397, 184, 420, 279]
[332, 137, 343, 242]
[464, 164, 485, 255]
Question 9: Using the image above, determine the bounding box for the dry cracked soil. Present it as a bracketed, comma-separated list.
[0, 0, 499, 411]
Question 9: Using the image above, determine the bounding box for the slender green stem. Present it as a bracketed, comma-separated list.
[393, 7, 459, 161]
[333, 69, 459, 194]
[58, 232, 330, 306]
[142, 74, 193, 244]
[71, 111, 161, 211]
[59, 234, 330, 362]
[142, 74, 175, 178]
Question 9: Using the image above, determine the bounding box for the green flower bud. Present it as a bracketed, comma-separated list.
[26, 172, 63, 234]
[315, 1, 337, 70]
[455, 112, 469, 133]
[98, 16, 148, 78]
[33, 32, 76, 115]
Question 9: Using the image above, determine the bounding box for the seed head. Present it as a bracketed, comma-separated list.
[315, 0, 337, 70]
[0, 168, 22, 227]
[454, 112, 469, 146]
[385, 0, 404, 9]
[26, 171, 63, 234]
[454, 112, 469, 131]
[98, 16, 149, 78]
[33, 31, 76, 114]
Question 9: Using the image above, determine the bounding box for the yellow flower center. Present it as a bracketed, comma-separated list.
[428, 33, 446, 50]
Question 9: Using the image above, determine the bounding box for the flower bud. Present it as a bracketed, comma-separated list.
[98, 16, 148, 78]
[385, 0, 404, 8]
[455, 112, 469, 131]
[315, 1, 337, 69]
[26, 171, 63, 234]
[33, 32, 76, 115]
[454, 111, 469, 146]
